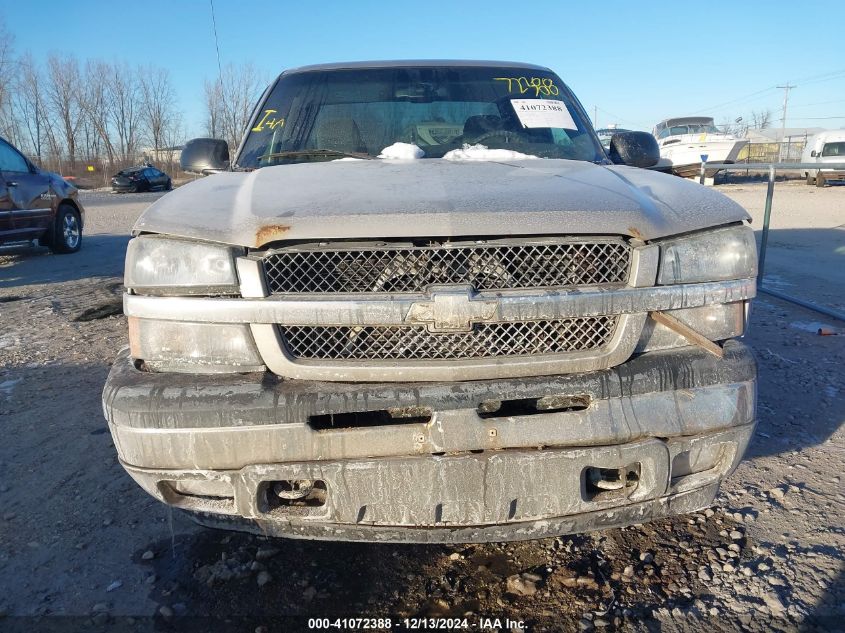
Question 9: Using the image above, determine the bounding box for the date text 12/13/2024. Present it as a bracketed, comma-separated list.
[307, 617, 527, 630]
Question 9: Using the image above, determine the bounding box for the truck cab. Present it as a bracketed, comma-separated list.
[802, 131, 845, 186]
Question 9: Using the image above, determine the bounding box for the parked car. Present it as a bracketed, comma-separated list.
[801, 131, 845, 186]
[103, 60, 757, 543]
[595, 125, 632, 150]
[0, 135, 85, 253]
[111, 165, 172, 193]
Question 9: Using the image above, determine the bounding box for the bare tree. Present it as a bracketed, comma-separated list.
[0, 18, 17, 142]
[80, 60, 118, 168]
[106, 63, 143, 163]
[203, 78, 224, 139]
[140, 66, 178, 161]
[159, 114, 186, 173]
[9, 54, 46, 162]
[750, 109, 772, 130]
[204, 63, 264, 150]
[44, 54, 84, 170]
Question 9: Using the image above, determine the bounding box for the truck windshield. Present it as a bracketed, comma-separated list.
[236, 66, 604, 168]
[667, 124, 722, 136]
[821, 142, 845, 157]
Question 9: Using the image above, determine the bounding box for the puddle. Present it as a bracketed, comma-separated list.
[0, 377, 22, 398]
[789, 320, 835, 334]
[759, 273, 793, 289]
[73, 301, 124, 321]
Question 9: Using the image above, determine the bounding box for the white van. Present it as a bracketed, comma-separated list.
[802, 131, 845, 186]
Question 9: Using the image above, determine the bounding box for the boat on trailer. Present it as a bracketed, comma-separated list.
[653, 117, 748, 177]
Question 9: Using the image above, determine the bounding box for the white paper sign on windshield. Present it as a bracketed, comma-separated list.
[511, 99, 577, 130]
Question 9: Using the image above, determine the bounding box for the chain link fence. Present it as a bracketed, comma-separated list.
[737, 137, 808, 164]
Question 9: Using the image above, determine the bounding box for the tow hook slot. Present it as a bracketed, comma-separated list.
[584, 464, 641, 501]
[260, 479, 328, 516]
[309, 406, 432, 431]
[477, 394, 590, 419]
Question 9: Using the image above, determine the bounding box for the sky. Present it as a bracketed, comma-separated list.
[3, 0, 844, 139]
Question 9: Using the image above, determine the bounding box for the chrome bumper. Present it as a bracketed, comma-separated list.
[123, 270, 756, 381]
[104, 341, 757, 543]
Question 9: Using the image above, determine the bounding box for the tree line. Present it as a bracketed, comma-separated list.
[0, 20, 264, 180]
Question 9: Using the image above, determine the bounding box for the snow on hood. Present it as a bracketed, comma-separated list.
[378, 142, 425, 159]
[134, 159, 750, 248]
[443, 143, 539, 161]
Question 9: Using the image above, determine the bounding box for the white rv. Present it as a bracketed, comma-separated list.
[802, 131, 845, 186]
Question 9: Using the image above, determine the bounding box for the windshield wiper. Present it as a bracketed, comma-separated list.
[258, 149, 375, 162]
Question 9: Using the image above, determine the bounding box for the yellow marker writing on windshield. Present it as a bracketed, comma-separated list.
[252, 110, 285, 132]
[494, 77, 560, 97]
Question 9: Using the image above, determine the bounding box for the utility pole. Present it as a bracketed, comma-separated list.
[593, 105, 598, 129]
[776, 83, 795, 161]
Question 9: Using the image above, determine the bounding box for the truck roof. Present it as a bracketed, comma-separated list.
[280, 59, 553, 77]
[809, 130, 845, 142]
[655, 117, 715, 127]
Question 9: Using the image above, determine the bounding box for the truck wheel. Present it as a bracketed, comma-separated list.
[816, 173, 826, 188]
[806, 172, 815, 185]
[51, 204, 82, 254]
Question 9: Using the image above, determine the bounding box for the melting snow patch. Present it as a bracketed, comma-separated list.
[378, 143, 425, 160]
[442, 143, 539, 161]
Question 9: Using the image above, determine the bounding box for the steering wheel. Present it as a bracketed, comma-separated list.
[468, 129, 527, 146]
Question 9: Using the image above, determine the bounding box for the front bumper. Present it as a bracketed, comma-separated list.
[103, 341, 757, 543]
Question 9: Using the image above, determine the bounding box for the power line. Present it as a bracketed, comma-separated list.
[689, 86, 779, 115]
[689, 67, 845, 116]
[789, 116, 845, 120]
[594, 106, 650, 130]
[209, 0, 223, 82]
[789, 98, 845, 109]
[799, 72, 845, 88]
[787, 67, 845, 85]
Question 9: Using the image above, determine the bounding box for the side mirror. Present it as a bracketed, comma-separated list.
[810, 150, 817, 158]
[608, 131, 660, 168]
[180, 138, 230, 174]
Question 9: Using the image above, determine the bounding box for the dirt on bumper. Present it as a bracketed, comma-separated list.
[103, 341, 757, 542]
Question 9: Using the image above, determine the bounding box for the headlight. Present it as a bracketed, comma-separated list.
[636, 302, 747, 352]
[657, 225, 757, 285]
[129, 317, 264, 373]
[125, 236, 241, 295]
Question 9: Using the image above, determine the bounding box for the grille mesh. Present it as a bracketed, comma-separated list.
[280, 317, 618, 361]
[262, 241, 630, 294]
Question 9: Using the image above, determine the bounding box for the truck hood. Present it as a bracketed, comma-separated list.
[134, 159, 750, 247]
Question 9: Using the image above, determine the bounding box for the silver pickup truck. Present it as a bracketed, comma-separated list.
[103, 60, 757, 543]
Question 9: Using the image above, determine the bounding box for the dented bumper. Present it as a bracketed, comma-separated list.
[103, 341, 756, 543]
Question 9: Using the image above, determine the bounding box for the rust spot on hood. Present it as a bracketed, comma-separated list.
[255, 224, 291, 247]
[628, 226, 645, 240]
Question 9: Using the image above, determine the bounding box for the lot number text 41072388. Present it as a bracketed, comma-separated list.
[307, 617, 527, 630]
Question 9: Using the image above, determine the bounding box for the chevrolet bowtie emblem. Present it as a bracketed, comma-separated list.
[404, 287, 499, 332]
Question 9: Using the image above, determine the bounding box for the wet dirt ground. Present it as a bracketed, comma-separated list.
[0, 184, 843, 632]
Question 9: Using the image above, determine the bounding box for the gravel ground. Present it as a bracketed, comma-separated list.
[0, 183, 843, 632]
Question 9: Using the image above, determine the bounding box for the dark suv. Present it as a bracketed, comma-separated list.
[111, 166, 172, 193]
[0, 136, 85, 253]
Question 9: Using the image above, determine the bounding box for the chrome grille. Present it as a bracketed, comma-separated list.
[280, 317, 618, 361]
[262, 240, 630, 294]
